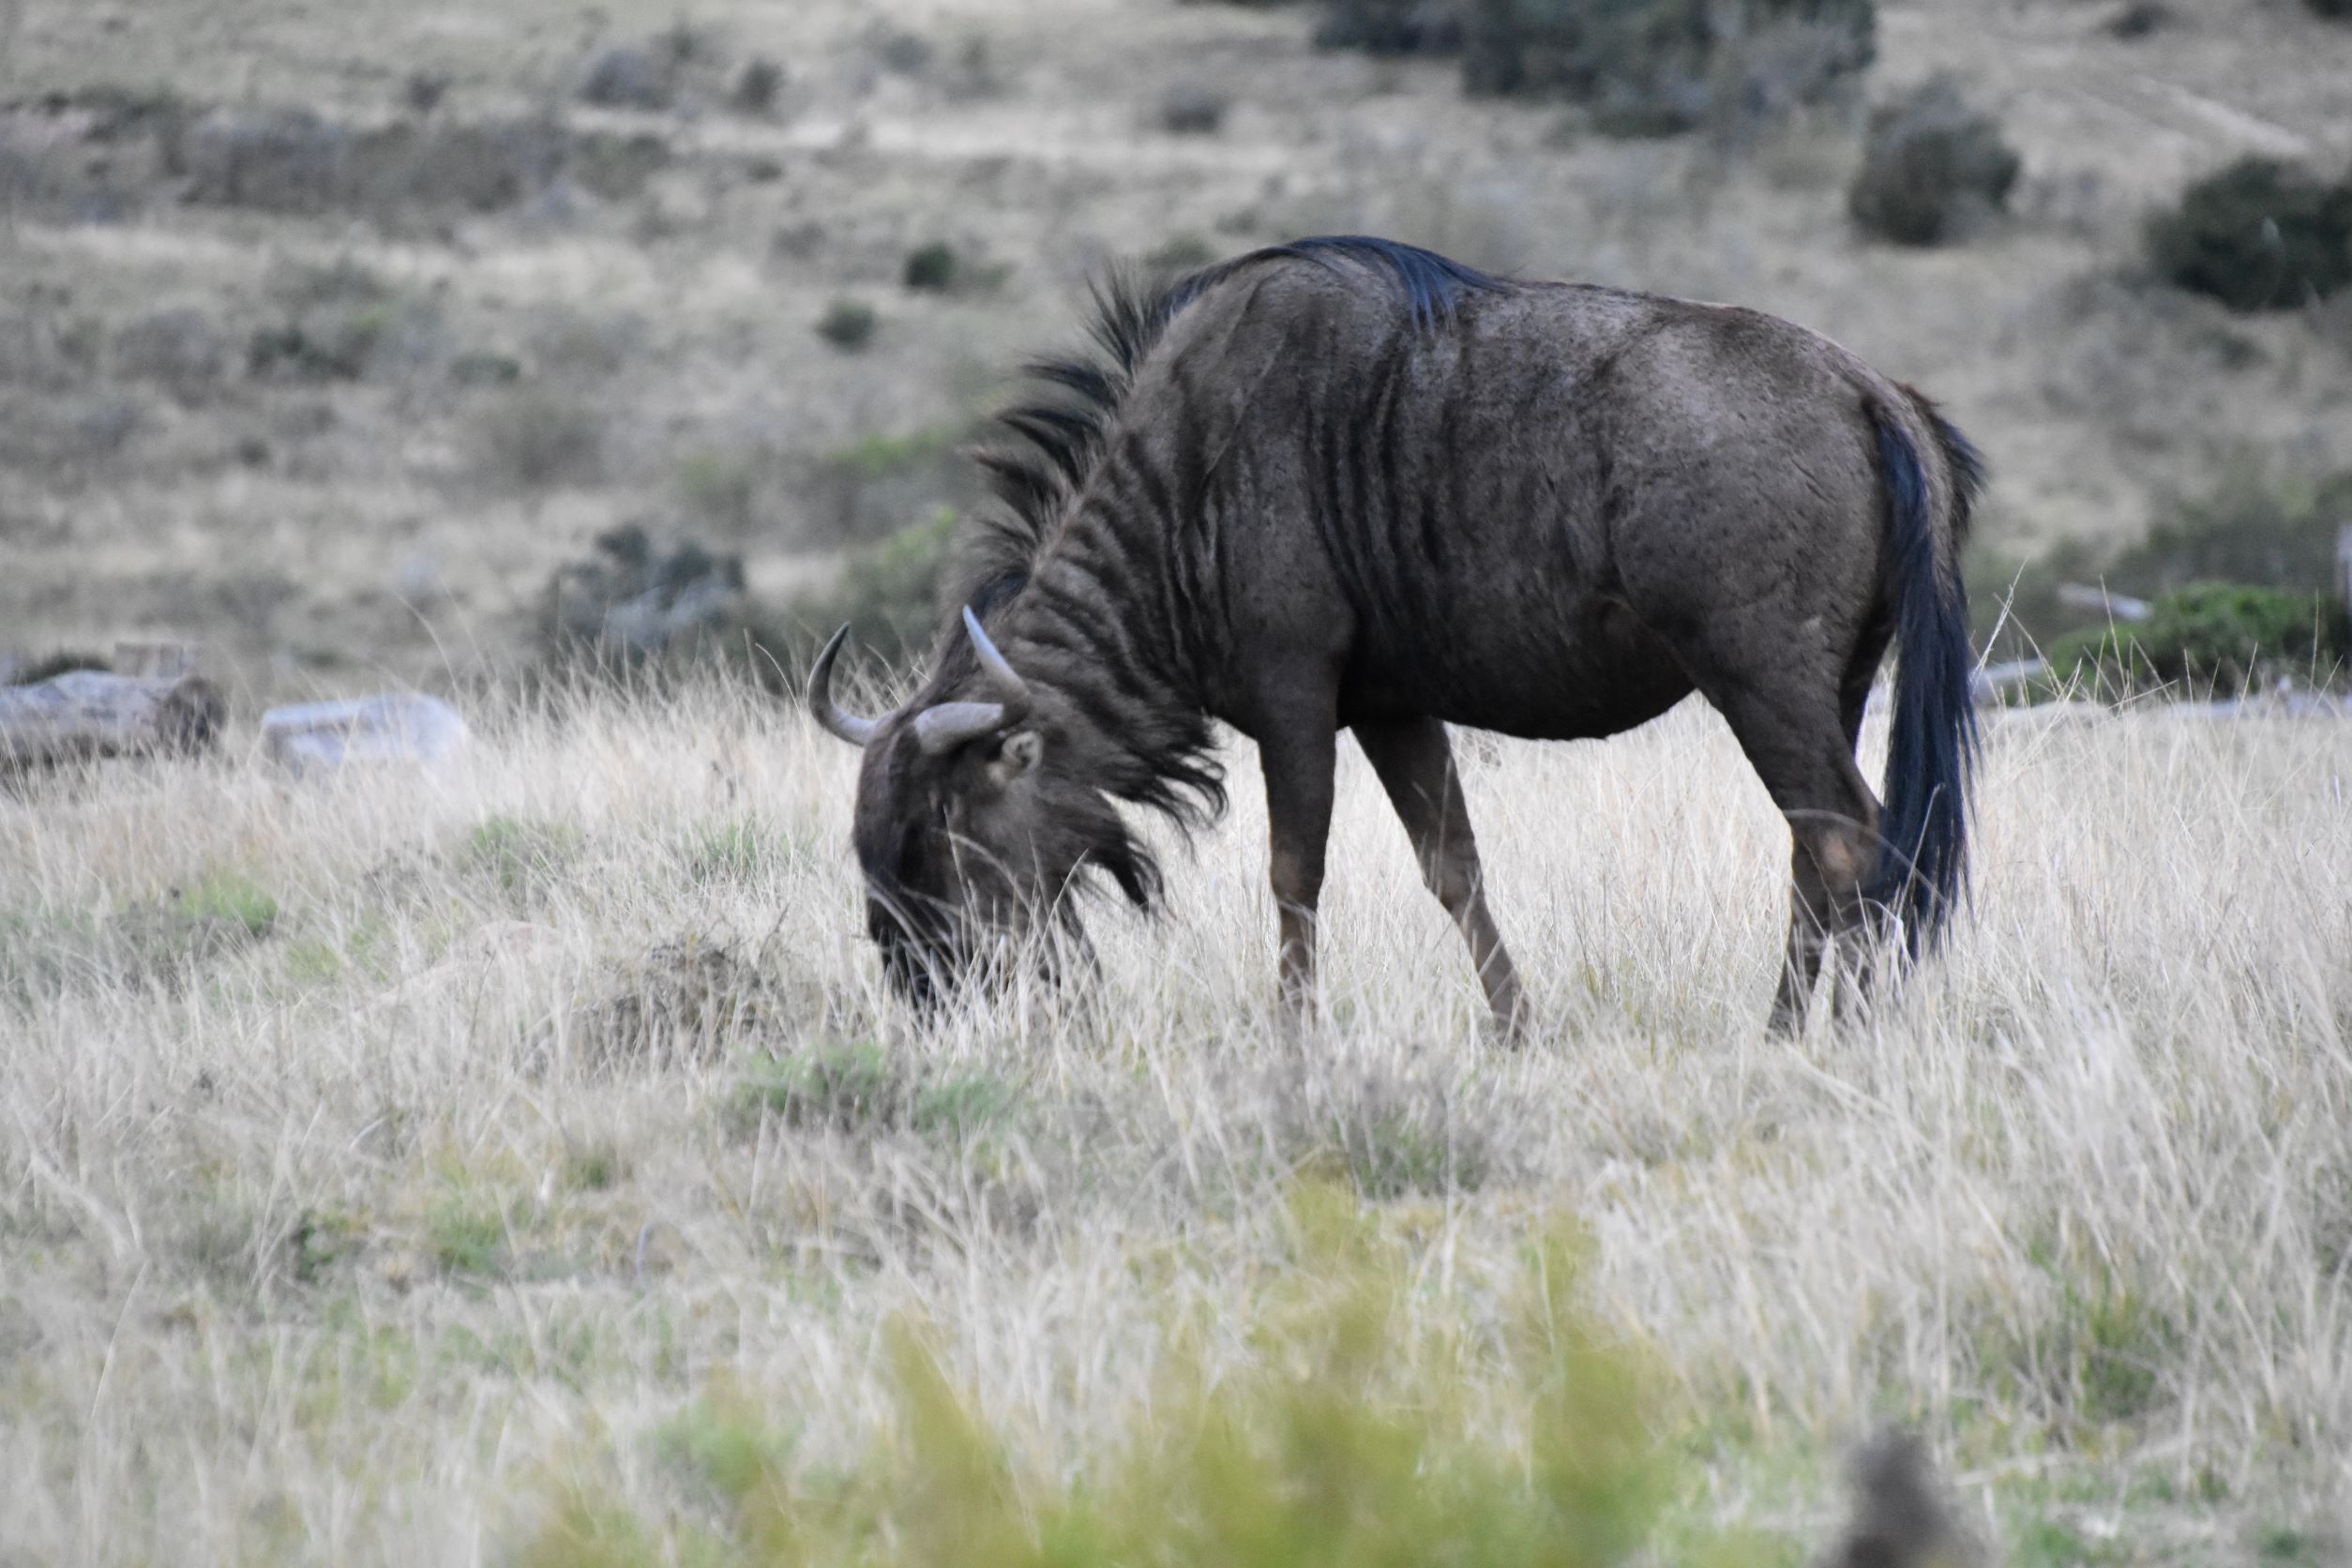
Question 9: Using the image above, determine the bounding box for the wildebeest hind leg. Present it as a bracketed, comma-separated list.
[1705, 686, 1882, 1034]
[1354, 716, 1527, 1040]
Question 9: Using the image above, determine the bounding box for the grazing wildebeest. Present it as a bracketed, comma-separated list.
[807, 236, 1980, 1033]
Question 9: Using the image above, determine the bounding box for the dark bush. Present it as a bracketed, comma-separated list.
[1847, 76, 2020, 246]
[1317, 0, 1463, 53]
[175, 106, 352, 212]
[2146, 158, 2352, 312]
[902, 242, 959, 292]
[1160, 83, 1229, 135]
[816, 298, 878, 351]
[246, 314, 384, 383]
[730, 57, 785, 114]
[449, 350, 522, 386]
[578, 47, 674, 110]
[1456, 0, 1871, 126]
[6, 650, 112, 686]
[2308, 0, 2352, 19]
[874, 27, 935, 74]
[400, 71, 450, 114]
[2105, 2, 2169, 39]
[537, 524, 748, 668]
[2045, 583, 2349, 696]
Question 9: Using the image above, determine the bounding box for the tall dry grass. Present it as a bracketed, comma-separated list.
[1, 683, 2347, 1563]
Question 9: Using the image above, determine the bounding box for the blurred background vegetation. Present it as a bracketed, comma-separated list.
[3, 0, 2349, 704]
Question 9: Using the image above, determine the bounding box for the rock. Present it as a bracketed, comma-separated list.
[0, 670, 225, 770]
[260, 693, 468, 776]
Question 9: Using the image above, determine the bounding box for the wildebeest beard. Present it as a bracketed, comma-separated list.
[853, 749, 1160, 1009]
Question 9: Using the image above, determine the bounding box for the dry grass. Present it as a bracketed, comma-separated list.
[2, 685, 2348, 1563]
[6, 0, 2352, 697]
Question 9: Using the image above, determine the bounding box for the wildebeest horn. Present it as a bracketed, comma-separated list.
[807, 625, 882, 746]
[962, 606, 1032, 719]
[911, 607, 1034, 756]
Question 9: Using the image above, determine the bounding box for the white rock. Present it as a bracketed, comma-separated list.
[261, 693, 468, 776]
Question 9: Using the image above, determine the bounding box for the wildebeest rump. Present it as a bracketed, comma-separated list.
[808, 236, 1981, 1033]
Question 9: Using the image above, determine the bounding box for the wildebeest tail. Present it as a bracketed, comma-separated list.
[1864, 398, 1980, 959]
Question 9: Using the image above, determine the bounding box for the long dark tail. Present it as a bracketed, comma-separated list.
[1863, 400, 1981, 960]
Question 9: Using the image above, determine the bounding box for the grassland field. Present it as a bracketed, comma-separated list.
[6, 1, 2352, 1564]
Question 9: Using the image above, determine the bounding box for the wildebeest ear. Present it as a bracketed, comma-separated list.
[988, 730, 1043, 785]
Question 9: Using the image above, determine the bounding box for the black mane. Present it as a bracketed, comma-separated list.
[951, 236, 1504, 614]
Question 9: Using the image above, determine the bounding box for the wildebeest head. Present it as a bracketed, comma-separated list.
[807, 608, 1157, 1006]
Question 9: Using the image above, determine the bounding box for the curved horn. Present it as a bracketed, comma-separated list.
[911, 609, 1033, 756]
[806, 625, 882, 746]
[912, 700, 1009, 756]
[961, 606, 1033, 726]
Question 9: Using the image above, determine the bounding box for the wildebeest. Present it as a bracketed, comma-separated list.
[807, 236, 1980, 1033]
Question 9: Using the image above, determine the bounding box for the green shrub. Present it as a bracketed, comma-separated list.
[2044, 583, 2349, 697]
[1847, 76, 2020, 246]
[2147, 158, 2352, 312]
[902, 242, 959, 292]
[815, 297, 877, 351]
[524, 1190, 1702, 1568]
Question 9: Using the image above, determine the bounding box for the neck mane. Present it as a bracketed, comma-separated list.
[929, 236, 1504, 835]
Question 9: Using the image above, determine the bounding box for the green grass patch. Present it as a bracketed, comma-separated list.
[98, 869, 282, 988]
[2043, 583, 2348, 698]
[524, 1188, 1741, 1567]
[820, 427, 958, 484]
[684, 818, 795, 886]
[561, 1140, 628, 1194]
[721, 1041, 1018, 1142]
[464, 814, 582, 900]
[290, 1206, 364, 1285]
[427, 1190, 508, 1278]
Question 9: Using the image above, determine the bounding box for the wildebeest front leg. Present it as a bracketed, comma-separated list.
[1258, 718, 1337, 1026]
[1354, 717, 1526, 1037]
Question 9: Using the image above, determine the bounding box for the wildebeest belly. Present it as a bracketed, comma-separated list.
[1336, 580, 1694, 742]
